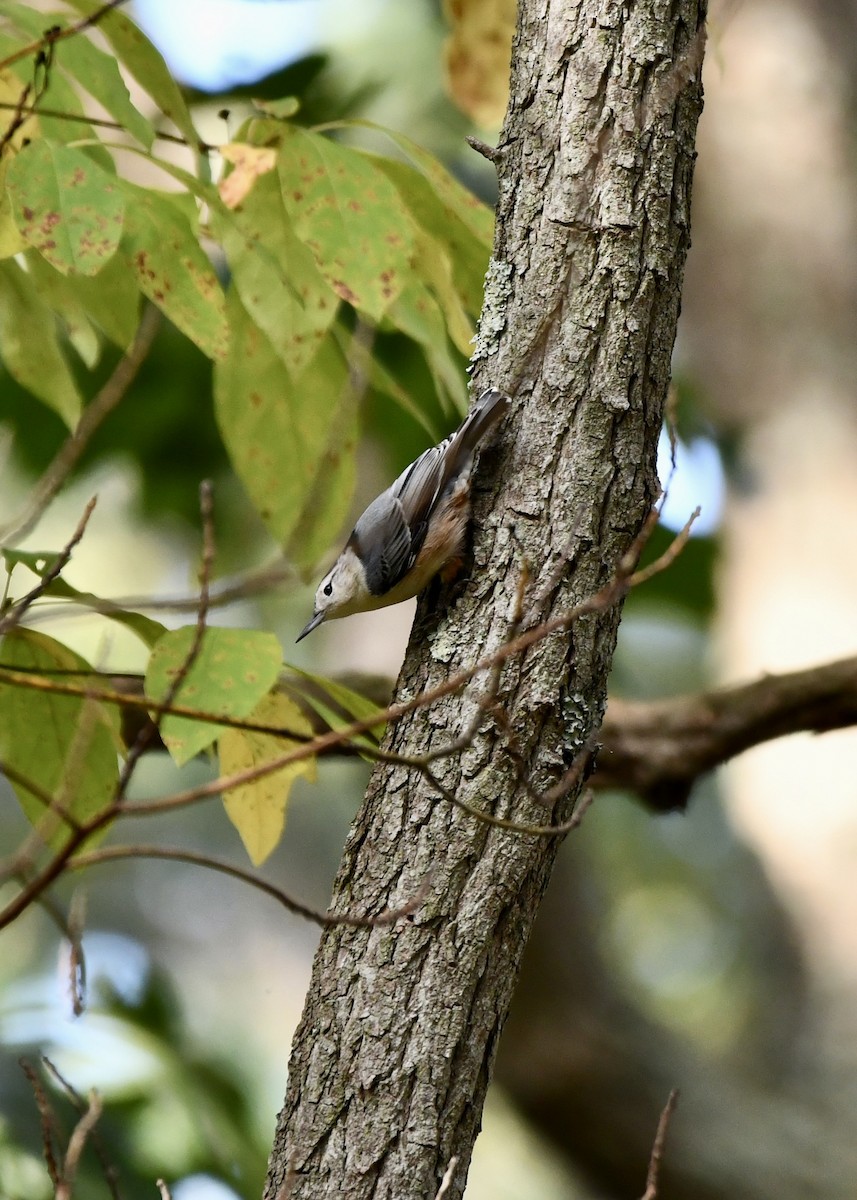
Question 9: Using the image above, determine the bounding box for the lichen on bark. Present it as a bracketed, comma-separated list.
[265, 2, 707, 1197]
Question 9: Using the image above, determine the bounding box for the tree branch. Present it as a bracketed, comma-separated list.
[596, 655, 857, 810]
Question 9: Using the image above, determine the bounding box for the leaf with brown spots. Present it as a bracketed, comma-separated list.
[0, 630, 122, 850]
[120, 186, 229, 361]
[213, 170, 336, 377]
[277, 126, 415, 320]
[0, 259, 82, 427]
[370, 148, 492, 315]
[5, 141, 125, 277]
[213, 291, 357, 566]
[144, 626, 283, 767]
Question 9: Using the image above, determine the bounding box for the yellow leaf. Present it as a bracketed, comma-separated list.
[0, 72, 36, 259]
[218, 143, 278, 209]
[442, 0, 515, 128]
[219, 691, 317, 866]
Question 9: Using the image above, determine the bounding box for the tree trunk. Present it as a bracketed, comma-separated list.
[264, 2, 707, 1197]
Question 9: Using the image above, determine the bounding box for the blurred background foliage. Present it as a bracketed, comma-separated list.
[1, 1, 857, 1199]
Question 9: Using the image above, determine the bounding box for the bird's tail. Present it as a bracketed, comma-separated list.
[448, 387, 510, 470]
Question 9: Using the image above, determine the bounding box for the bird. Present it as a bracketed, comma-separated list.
[296, 387, 510, 641]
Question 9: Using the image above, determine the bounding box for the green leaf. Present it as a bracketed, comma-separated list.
[277, 125, 415, 320]
[120, 186, 228, 360]
[334, 325, 440, 439]
[62, 0, 200, 155]
[5, 140, 125, 276]
[52, 20, 157, 150]
[381, 129, 495, 244]
[24, 250, 100, 368]
[252, 96, 300, 119]
[214, 292, 357, 564]
[55, 250, 142, 351]
[411, 227, 475, 356]
[144, 627, 283, 766]
[220, 691, 316, 866]
[371, 152, 491, 317]
[286, 666, 386, 739]
[0, 629, 122, 848]
[0, 259, 82, 427]
[213, 171, 336, 376]
[386, 278, 468, 413]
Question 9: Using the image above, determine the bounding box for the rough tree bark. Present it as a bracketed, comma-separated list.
[264, 1, 707, 1197]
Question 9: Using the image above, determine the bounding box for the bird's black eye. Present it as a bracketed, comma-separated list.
[323, 582, 333, 597]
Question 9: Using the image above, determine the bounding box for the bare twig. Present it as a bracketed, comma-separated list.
[0, 759, 72, 822]
[0, 0, 131, 74]
[56, 1089, 102, 1200]
[66, 890, 87, 1016]
[67, 844, 431, 929]
[0, 78, 33, 157]
[0, 498, 98, 634]
[0, 516, 702, 929]
[41, 1058, 121, 1200]
[0, 669, 316, 743]
[156, 1181, 173, 1200]
[434, 1156, 459, 1199]
[0, 100, 215, 151]
[465, 135, 499, 161]
[630, 507, 699, 587]
[22, 557, 296, 623]
[0, 306, 161, 546]
[640, 1089, 679, 1200]
[19, 1059, 61, 1188]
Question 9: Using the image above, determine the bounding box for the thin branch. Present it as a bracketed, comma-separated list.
[640, 1089, 679, 1200]
[66, 844, 431, 929]
[0, 516, 702, 929]
[24, 557, 297, 620]
[0, 78, 33, 157]
[465, 135, 499, 161]
[0, 668, 318, 743]
[66, 890, 88, 1017]
[56, 1089, 102, 1200]
[41, 1058, 121, 1200]
[19, 1059, 61, 1189]
[0, 759, 73, 822]
[0, 498, 97, 634]
[0, 305, 161, 546]
[0, 0, 131, 74]
[0, 100, 215, 151]
[434, 1156, 459, 1200]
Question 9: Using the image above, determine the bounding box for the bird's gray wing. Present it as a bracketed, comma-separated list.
[390, 445, 447, 547]
[391, 390, 509, 544]
[351, 491, 416, 596]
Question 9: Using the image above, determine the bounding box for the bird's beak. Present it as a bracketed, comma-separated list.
[296, 610, 325, 643]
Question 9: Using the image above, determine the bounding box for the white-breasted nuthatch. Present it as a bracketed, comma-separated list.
[297, 387, 509, 641]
